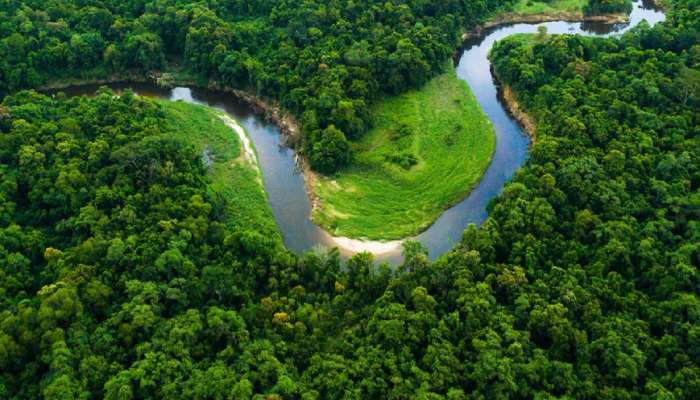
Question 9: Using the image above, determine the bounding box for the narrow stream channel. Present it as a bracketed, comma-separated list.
[57, 0, 664, 264]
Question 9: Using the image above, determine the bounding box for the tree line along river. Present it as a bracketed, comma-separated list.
[57, 0, 665, 264]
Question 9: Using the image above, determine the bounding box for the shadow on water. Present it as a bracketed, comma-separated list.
[54, 0, 664, 265]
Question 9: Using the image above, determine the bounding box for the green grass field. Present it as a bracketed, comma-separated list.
[313, 67, 496, 240]
[157, 100, 280, 240]
[506, 0, 588, 16]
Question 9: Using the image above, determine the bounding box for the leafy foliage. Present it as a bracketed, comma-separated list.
[0, 0, 514, 173]
[0, 0, 699, 399]
[584, 0, 633, 14]
[313, 69, 495, 240]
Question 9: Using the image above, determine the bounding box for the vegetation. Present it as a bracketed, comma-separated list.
[0, 0, 515, 174]
[506, 0, 590, 16]
[0, 0, 700, 399]
[157, 100, 279, 239]
[491, 0, 632, 20]
[314, 68, 496, 239]
[584, 0, 633, 14]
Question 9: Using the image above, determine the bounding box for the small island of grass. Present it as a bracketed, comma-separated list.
[312, 67, 496, 240]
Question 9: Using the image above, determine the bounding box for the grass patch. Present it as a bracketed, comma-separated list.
[157, 100, 280, 241]
[494, 0, 631, 18]
[498, 32, 543, 46]
[313, 66, 496, 240]
[507, 0, 588, 15]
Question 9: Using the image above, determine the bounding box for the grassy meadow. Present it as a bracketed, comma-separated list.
[158, 100, 280, 240]
[506, 0, 589, 16]
[313, 67, 496, 240]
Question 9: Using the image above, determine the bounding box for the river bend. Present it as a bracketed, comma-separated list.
[58, 0, 664, 263]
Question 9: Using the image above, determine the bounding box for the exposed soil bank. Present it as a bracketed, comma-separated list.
[331, 237, 405, 255]
[220, 114, 258, 165]
[500, 84, 535, 140]
[491, 67, 536, 142]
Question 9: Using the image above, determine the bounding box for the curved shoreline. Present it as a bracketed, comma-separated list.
[500, 84, 536, 139]
[40, 75, 405, 254]
[36, 2, 663, 259]
[490, 66, 537, 141]
[39, 72, 303, 143]
[463, 11, 628, 41]
[39, 72, 321, 209]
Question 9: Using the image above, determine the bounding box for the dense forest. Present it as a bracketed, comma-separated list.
[0, 0, 636, 173]
[0, 0, 516, 172]
[1, 0, 700, 399]
[584, 0, 633, 15]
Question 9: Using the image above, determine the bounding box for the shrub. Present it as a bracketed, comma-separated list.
[384, 151, 418, 170]
[308, 125, 352, 173]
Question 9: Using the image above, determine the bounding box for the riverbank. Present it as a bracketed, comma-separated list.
[154, 73, 326, 219]
[40, 71, 324, 214]
[42, 74, 412, 254]
[490, 65, 537, 141]
[463, 10, 628, 41]
[500, 84, 535, 140]
[40, 72, 302, 144]
[157, 100, 281, 240]
[313, 67, 496, 240]
[159, 74, 333, 227]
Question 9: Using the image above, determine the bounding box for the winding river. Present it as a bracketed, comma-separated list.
[59, 0, 664, 264]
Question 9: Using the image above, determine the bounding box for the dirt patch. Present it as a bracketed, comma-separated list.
[492, 68, 537, 142]
[330, 236, 405, 255]
[502, 85, 535, 139]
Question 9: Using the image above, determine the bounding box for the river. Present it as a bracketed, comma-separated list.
[57, 0, 665, 264]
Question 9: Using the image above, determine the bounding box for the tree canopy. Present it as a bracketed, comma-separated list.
[0, 0, 514, 172]
[0, 0, 699, 398]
